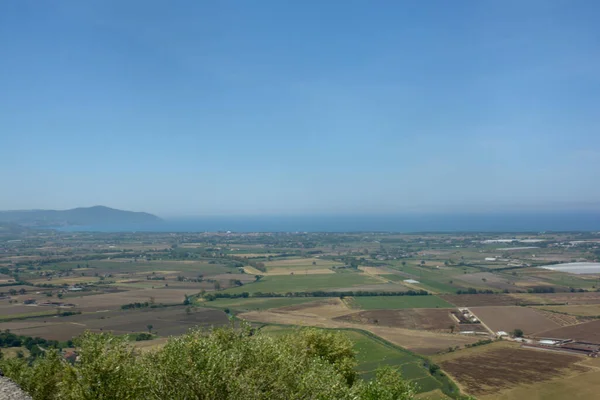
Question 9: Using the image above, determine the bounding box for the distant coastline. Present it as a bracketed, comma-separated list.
[54, 211, 600, 233]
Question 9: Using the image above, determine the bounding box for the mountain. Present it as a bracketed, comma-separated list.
[0, 206, 163, 227]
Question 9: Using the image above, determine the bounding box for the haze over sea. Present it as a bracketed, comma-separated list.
[57, 211, 600, 233]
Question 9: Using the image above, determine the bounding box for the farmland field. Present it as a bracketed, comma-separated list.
[440, 294, 519, 307]
[535, 319, 600, 341]
[198, 297, 317, 312]
[439, 344, 588, 396]
[346, 295, 454, 310]
[469, 306, 561, 334]
[221, 273, 381, 294]
[0, 306, 228, 341]
[510, 292, 600, 305]
[334, 308, 457, 331]
[484, 357, 600, 400]
[534, 304, 600, 317]
[263, 257, 339, 273]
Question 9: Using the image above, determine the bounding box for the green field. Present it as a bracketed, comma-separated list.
[199, 297, 318, 312]
[222, 273, 380, 294]
[348, 295, 454, 310]
[388, 264, 467, 293]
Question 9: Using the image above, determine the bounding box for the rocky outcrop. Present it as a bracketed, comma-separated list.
[0, 376, 32, 400]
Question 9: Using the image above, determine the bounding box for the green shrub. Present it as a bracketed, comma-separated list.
[0, 325, 416, 400]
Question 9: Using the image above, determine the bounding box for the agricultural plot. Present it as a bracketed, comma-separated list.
[346, 296, 454, 310]
[535, 304, 600, 317]
[263, 257, 339, 274]
[483, 357, 600, 400]
[56, 260, 236, 276]
[222, 273, 381, 294]
[510, 292, 600, 305]
[439, 345, 588, 396]
[469, 306, 561, 335]
[535, 319, 600, 342]
[275, 298, 354, 318]
[240, 309, 480, 355]
[334, 309, 456, 331]
[455, 272, 515, 291]
[0, 306, 228, 341]
[531, 308, 580, 327]
[60, 288, 195, 311]
[198, 297, 317, 313]
[440, 294, 519, 307]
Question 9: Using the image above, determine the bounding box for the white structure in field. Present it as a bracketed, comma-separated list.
[403, 279, 419, 284]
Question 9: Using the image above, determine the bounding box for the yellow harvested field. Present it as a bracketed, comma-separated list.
[273, 298, 354, 318]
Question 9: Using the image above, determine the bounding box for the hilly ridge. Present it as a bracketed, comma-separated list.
[0, 206, 162, 227]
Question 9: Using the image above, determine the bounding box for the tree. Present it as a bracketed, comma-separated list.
[147, 324, 153, 333]
[0, 326, 415, 400]
[401, 261, 406, 267]
[513, 328, 524, 338]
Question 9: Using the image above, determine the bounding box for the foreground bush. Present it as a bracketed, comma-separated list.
[0, 325, 415, 400]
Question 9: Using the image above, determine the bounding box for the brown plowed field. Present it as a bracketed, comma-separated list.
[440, 294, 518, 307]
[510, 292, 600, 305]
[333, 309, 456, 331]
[534, 319, 600, 342]
[0, 306, 228, 341]
[441, 347, 587, 396]
[470, 306, 561, 334]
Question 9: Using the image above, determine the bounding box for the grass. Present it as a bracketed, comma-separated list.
[221, 273, 380, 294]
[198, 297, 318, 312]
[347, 295, 454, 310]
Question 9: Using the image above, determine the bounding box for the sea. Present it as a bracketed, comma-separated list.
[55, 212, 600, 233]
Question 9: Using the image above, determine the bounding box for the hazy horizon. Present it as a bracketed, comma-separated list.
[2, 1, 599, 216]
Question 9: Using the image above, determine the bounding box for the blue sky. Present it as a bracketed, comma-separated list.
[1, 1, 599, 216]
